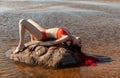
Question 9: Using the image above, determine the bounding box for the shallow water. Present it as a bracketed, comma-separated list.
[1, 0, 120, 13]
[0, 0, 120, 78]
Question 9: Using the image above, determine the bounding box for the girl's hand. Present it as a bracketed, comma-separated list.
[28, 44, 37, 51]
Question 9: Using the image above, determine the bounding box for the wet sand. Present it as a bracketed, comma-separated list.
[0, 0, 120, 78]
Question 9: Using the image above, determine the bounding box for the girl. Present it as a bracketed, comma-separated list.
[13, 19, 81, 54]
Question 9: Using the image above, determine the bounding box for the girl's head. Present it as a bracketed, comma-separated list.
[73, 36, 81, 47]
[70, 36, 81, 51]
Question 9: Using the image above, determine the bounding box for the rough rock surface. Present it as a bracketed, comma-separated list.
[5, 44, 81, 68]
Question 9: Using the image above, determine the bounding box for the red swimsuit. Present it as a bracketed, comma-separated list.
[41, 28, 68, 41]
[56, 28, 68, 39]
[41, 30, 47, 41]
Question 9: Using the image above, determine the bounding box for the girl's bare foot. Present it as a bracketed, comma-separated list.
[13, 44, 25, 54]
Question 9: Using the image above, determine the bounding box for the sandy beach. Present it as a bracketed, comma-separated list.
[0, 0, 120, 78]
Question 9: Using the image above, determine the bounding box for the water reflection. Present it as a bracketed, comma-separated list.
[0, 7, 13, 13]
[0, 0, 120, 13]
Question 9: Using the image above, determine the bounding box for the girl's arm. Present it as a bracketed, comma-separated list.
[38, 35, 70, 46]
[30, 35, 71, 46]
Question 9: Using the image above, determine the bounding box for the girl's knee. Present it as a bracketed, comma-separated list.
[27, 19, 32, 21]
[19, 19, 27, 25]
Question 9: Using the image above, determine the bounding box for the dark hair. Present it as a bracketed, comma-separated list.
[70, 41, 81, 51]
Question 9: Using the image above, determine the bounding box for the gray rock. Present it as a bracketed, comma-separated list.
[5, 44, 81, 68]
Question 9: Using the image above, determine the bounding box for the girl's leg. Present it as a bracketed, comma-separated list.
[27, 19, 44, 41]
[13, 19, 43, 54]
[27, 19, 44, 31]
[30, 34, 35, 42]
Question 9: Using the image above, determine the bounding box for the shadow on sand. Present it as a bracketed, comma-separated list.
[93, 55, 113, 63]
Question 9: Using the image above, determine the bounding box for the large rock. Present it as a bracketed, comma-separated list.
[5, 44, 81, 68]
